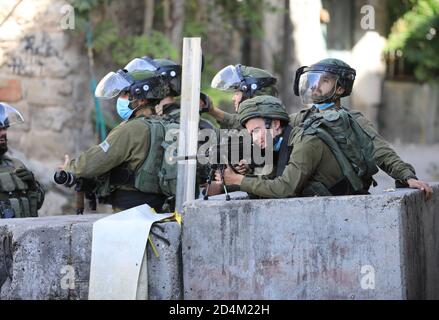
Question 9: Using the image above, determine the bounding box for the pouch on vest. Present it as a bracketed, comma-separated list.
[27, 190, 40, 217]
[0, 200, 15, 218]
[0, 172, 27, 192]
[301, 108, 378, 193]
[134, 118, 179, 197]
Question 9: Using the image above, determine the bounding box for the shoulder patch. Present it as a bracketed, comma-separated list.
[99, 140, 110, 153]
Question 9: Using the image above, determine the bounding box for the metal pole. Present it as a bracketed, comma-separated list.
[175, 37, 202, 213]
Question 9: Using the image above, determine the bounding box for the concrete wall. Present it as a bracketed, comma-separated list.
[182, 185, 439, 300]
[0, 214, 182, 300]
[1, 185, 438, 300]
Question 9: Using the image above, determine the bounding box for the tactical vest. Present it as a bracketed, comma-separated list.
[134, 118, 179, 197]
[0, 157, 39, 218]
[300, 108, 378, 194]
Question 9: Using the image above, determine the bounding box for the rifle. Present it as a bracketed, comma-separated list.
[171, 137, 257, 201]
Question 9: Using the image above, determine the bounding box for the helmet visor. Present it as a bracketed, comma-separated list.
[211, 65, 242, 91]
[124, 58, 157, 73]
[0, 103, 24, 128]
[95, 71, 133, 99]
[299, 71, 338, 104]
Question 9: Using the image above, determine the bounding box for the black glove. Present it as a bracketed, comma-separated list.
[15, 168, 35, 184]
[200, 92, 212, 113]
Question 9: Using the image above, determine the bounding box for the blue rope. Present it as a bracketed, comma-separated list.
[86, 22, 106, 142]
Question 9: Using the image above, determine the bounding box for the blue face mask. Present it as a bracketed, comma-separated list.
[314, 102, 335, 111]
[116, 97, 134, 120]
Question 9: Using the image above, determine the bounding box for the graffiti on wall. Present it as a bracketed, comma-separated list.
[7, 32, 62, 76]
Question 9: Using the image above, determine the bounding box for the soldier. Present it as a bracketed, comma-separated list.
[0, 102, 45, 218]
[208, 64, 278, 129]
[58, 69, 177, 212]
[217, 95, 372, 198]
[291, 58, 433, 199]
[123, 56, 216, 129]
[123, 57, 219, 197]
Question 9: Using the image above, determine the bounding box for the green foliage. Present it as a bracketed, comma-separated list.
[213, 0, 265, 37]
[92, 20, 119, 52]
[111, 31, 178, 65]
[72, 0, 102, 12]
[386, 0, 439, 82]
[183, 0, 209, 37]
[385, 0, 418, 34]
[69, 0, 178, 65]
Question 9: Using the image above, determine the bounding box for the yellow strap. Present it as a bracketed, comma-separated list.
[173, 211, 182, 226]
[148, 235, 159, 258]
[162, 211, 182, 225]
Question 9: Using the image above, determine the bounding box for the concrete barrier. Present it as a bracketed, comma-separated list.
[0, 214, 182, 300]
[1, 185, 438, 300]
[182, 184, 439, 299]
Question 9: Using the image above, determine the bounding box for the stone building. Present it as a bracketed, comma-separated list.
[0, 0, 95, 215]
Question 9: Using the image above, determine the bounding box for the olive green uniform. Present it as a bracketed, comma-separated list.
[220, 111, 242, 129]
[160, 102, 218, 130]
[67, 117, 150, 179]
[158, 102, 217, 194]
[289, 106, 417, 186]
[0, 155, 45, 218]
[66, 115, 168, 211]
[240, 126, 344, 198]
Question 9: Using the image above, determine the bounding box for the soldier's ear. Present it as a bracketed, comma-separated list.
[336, 86, 345, 95]
[272, 119, 281, 130]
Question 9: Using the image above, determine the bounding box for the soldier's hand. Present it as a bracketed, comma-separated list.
[215, 166, 244, 186]
[199, 92, 213, 113]
[233, 160, 250, 175]
[205, 181, 223, 196]
[14, 168, 35, 183]
[58, 154, 70, 171]
[407, 178, 433, 200]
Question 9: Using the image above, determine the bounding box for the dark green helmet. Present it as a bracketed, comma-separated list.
[238, 95, 289, 126]
[152, 58, 181, 96]
[211, 64, 277, 98]
[95, 69, 169, 100]
[128, 70, 169, 100]
[294, 58, 356, 103]
[124, 57, 181, 96]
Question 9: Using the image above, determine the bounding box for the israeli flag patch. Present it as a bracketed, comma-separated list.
[99, 140, 110, 153]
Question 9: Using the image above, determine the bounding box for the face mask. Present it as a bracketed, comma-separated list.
[314, 102, 335, 111]
[116, 97, 134, 120]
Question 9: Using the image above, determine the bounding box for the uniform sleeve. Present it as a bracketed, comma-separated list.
[66, 120, 149, 178]
[240, 136, 323, 198]
[353, 112, 417, 184]
[220, 111, 241, 129]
